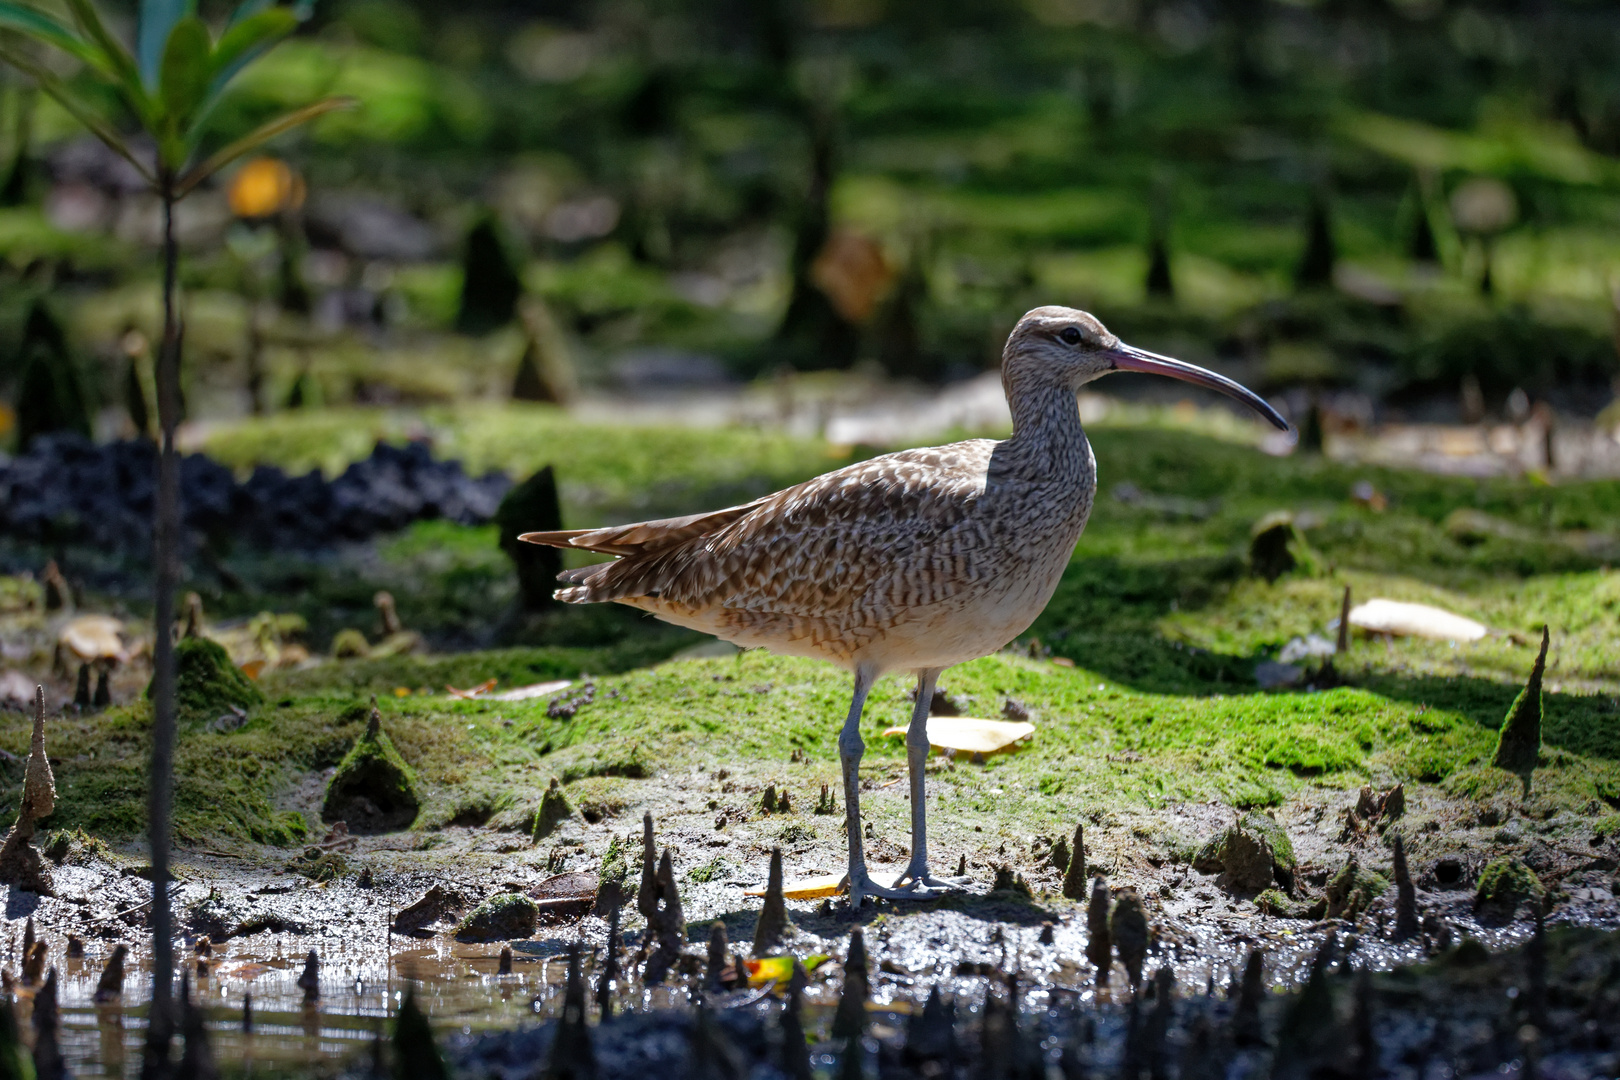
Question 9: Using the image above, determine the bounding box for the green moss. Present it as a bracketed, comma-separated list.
[598, 835, 630, 892]
[160, 637, 264, 723]
[1249, 512, 1322, 583]
[1255, 888, 1322, 919]
[1193, 812, 1294, 892]
[1474, 856, 1544, 925]
[288, 846, 349, 882]
[687, 857, 730, 884]
[1324, 856, 1389, 919]
[321, 703, 421, 832]
[455, 893, 538, 941]
[777, 822, 816, 845]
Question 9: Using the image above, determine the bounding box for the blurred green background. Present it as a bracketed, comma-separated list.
[4, 0, 1620, 439]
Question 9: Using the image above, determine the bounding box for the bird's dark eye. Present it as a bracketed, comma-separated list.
[1059, 327, 1083, 346]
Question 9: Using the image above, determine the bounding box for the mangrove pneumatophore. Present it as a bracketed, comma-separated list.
[0, 687, 56, 894]
[1492, 626, 1549, 793]
[322, 698, 421, 832]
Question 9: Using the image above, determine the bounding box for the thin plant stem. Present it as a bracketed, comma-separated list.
[143, 169, 181, 1078]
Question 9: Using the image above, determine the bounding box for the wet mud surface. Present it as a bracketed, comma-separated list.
[7, 755, 1616, 1076]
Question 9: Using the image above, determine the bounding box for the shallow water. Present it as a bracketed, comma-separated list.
[32, 899, 1550, 1077]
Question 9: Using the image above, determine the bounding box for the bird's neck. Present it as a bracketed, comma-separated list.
[999, 380, 1093, 484]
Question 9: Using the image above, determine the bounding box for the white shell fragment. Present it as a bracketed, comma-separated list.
[1347, 599, 1487, 642]
[489, 680, 575, 702]
[881, 716, 1036, 755]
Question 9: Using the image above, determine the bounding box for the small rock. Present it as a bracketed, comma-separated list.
[1193, 812, 1295, 894]
[455, 894, 539, 942]
[391, 884, 468, 935]
[1254, 660, 1304, 690]
[1473, 856, 1543, 926]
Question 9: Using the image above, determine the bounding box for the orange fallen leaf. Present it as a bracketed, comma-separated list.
[744, 874, 845, 900]
[446, 678, 498, 699]
[239, 659, 266, 681]
[881, 716, 1035, 755]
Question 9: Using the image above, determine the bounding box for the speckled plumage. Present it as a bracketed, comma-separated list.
[529, 332, 1101, 676]
[521, 306, 1285, 907]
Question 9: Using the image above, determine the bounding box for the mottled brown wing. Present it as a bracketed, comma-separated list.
[565, 440, 998, 612]
[519, 501, 766, 557]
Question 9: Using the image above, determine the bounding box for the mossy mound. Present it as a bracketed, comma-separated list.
[1249, 512, 1321, 583]
[455, 893, 538, 942]
[530, 777, 573, 842]
[321, 703, 420, 833]
[1193, 811, 1296, 893]
[1324, 855, 1389, 919]
[1255, 888, 1324, 920]
[496, 465, 563, 612]
[161, 637, 264, 723]
[1474, 856, 1544, 926]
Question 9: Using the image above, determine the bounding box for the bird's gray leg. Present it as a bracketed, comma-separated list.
[840, 664, 918, 908]
[891, 669, 965, 892]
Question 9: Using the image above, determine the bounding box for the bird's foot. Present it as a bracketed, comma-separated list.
[889, 862, 969, 894]
[843, 871, 939, 909]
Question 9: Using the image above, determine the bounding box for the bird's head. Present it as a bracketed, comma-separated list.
[1002, 305, 1289, 431]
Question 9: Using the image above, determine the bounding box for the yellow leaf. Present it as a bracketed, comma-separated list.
[744, 874, 846, 900]
[742, 954, 829, 988]
[392, 687, 411, 698]
[881, 716, 1035, 755]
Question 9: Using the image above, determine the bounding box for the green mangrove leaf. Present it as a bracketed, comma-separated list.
[63, 0, 147, 107]
[136, 0, 195, 88]
[0, 43, 153, 183]
[0, 1, 105, 72]
[176, 95, 354, 195]
[210, 7, 296, 82]
[158, 15, 211, 134]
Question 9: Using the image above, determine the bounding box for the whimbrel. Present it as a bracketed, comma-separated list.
[521, 306, 1287, 907]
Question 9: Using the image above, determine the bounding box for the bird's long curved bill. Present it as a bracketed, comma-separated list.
[1107, 343, 1291, 432]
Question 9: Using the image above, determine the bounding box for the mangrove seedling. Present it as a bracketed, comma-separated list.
[0, 0, 354, 1041]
